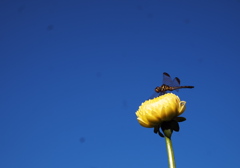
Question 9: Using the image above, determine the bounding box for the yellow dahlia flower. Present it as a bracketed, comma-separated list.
[136, 93, 186, 128]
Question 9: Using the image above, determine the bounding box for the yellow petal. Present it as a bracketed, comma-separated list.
[137, 117, 155, 128]
[136, 93, 186, 128]
[178, 101, 186, 115]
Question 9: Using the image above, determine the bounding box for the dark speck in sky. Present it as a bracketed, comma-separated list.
[147, 13, 153, 18]
[136, 5, 143, 10]
[18, 5, 25, 13]
[96, 72, 102, 77]
[184, 19, 191, 24]
[79, 137, 86, 143]
[47, 25, 54, 31]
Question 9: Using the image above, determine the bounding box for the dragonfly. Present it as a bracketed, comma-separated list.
[151, 72, 194, 98]
[152, 72, 194, 137]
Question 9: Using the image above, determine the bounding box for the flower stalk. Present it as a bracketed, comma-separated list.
[164, 129, 176, 168]
[136, 93, 189, 168]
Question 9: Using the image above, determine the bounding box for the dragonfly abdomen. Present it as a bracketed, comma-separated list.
[174, 86, 194, 89]
[155, 85, 194, 93]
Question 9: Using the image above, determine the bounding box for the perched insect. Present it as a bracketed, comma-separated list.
[151, 72, 194, 98]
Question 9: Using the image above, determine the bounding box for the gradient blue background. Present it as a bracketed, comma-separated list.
[1, 0, 240, 168]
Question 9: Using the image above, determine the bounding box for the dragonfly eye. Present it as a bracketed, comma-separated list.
[155, 87, 160, 92]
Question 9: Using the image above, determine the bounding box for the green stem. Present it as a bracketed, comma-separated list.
[164, 130, 176, 168]
[165, 136, 176, 168]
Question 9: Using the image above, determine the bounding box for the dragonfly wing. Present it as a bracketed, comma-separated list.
[149, 91, 166, 99]
[149, 92, 160, 99]
[163, 72, 173, 85]
[172, 77, 180, 92]
[172, 77, 180, 87]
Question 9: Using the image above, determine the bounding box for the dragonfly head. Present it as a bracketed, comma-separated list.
[155, 85, 165, 93]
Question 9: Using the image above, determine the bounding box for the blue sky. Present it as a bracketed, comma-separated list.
[1, 0, 240, 168]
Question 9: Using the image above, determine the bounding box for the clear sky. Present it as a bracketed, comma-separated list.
[1, 0, 240, 168]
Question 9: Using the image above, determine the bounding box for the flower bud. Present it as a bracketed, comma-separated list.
[136, 93, 186, 128]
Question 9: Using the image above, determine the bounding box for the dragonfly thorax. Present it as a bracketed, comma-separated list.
[155, 84, 173, 93]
